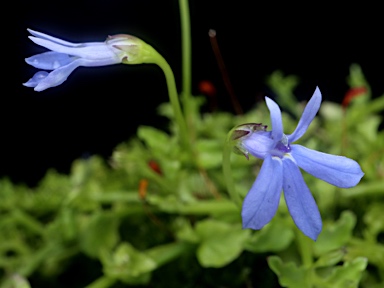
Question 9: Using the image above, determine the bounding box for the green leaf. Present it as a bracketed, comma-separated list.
[319, 101, 343, 121]
[58, 208, 77, 242]
[137, 125, 172, 154]
[101, 242, 156, 285]
[324, 257, 367, 288]
[5, 274, 32, 288]
[79, 212, 120, 258]
[244, 218, 294, 253]
[363, 203, 384, 240]
[267, 256, 311, 288]
[195, 219, 250, 267]
[147, 195, 238, 216]
[84, 276, 116, 288]
[314, 211, 356, 255]
[341, 181, 384, 198]
[146, 242, 191, 267]
[314, 249, 345, 268]
[347, 239, 384, 268]
[195, 139, 223, 169]
[173, 217, 199, 243]
[347, 64, 370, 93]
[356, 116, 381, 142]
[266, 70, 301, 117]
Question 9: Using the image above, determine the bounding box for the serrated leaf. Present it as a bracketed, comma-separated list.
[314, 211, 356, 255]
[267, 256, 311, 288]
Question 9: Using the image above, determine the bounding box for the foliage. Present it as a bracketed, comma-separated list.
[3, 64, 384, 287]
[11, 0, 384, 286]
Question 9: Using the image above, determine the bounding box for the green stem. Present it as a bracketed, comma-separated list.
[179, 0, 192, 111]
[222, 135, 242, 207]
[173, 199, 238, 215]
[18, 243, 59, 276]
[146, 242, 193, 267]
[127, 5, 194, 158]
[296, 230, 313, 268]
[150, 49, 190, 150]
[85, 276, 117, 288]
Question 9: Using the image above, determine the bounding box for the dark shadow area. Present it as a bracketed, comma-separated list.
[7, 1, 384, 186]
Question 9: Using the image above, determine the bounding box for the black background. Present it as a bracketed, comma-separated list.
[7, 1, 383, 186]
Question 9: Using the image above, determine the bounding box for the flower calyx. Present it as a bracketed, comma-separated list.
[229, 123, 267, 159]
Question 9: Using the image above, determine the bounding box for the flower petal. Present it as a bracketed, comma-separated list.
[240, 131, 274, 160]
[265, 97, 283, 144]
[28, 36, 120, 62]
[242, 156, 283, 230]
[23, 71, 49, 88]
[25, 51, 74, 70]
[282, 156, 322, 240]
[32, 59, 83, 91]
[28, 28, 80, 47]
[287, 87, 322, 143]
[291, 144, 364, 188]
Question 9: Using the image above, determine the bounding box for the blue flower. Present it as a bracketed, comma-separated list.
[236, 87, 364, 240]
[23, 29, 143, 91]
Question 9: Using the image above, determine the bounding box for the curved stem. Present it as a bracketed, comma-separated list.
[150, 49, 190, 150]
[123, 38, 191, 150]
[222, 134, 242, 207]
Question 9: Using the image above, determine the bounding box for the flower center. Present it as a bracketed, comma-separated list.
[271, 134, 291, 158]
